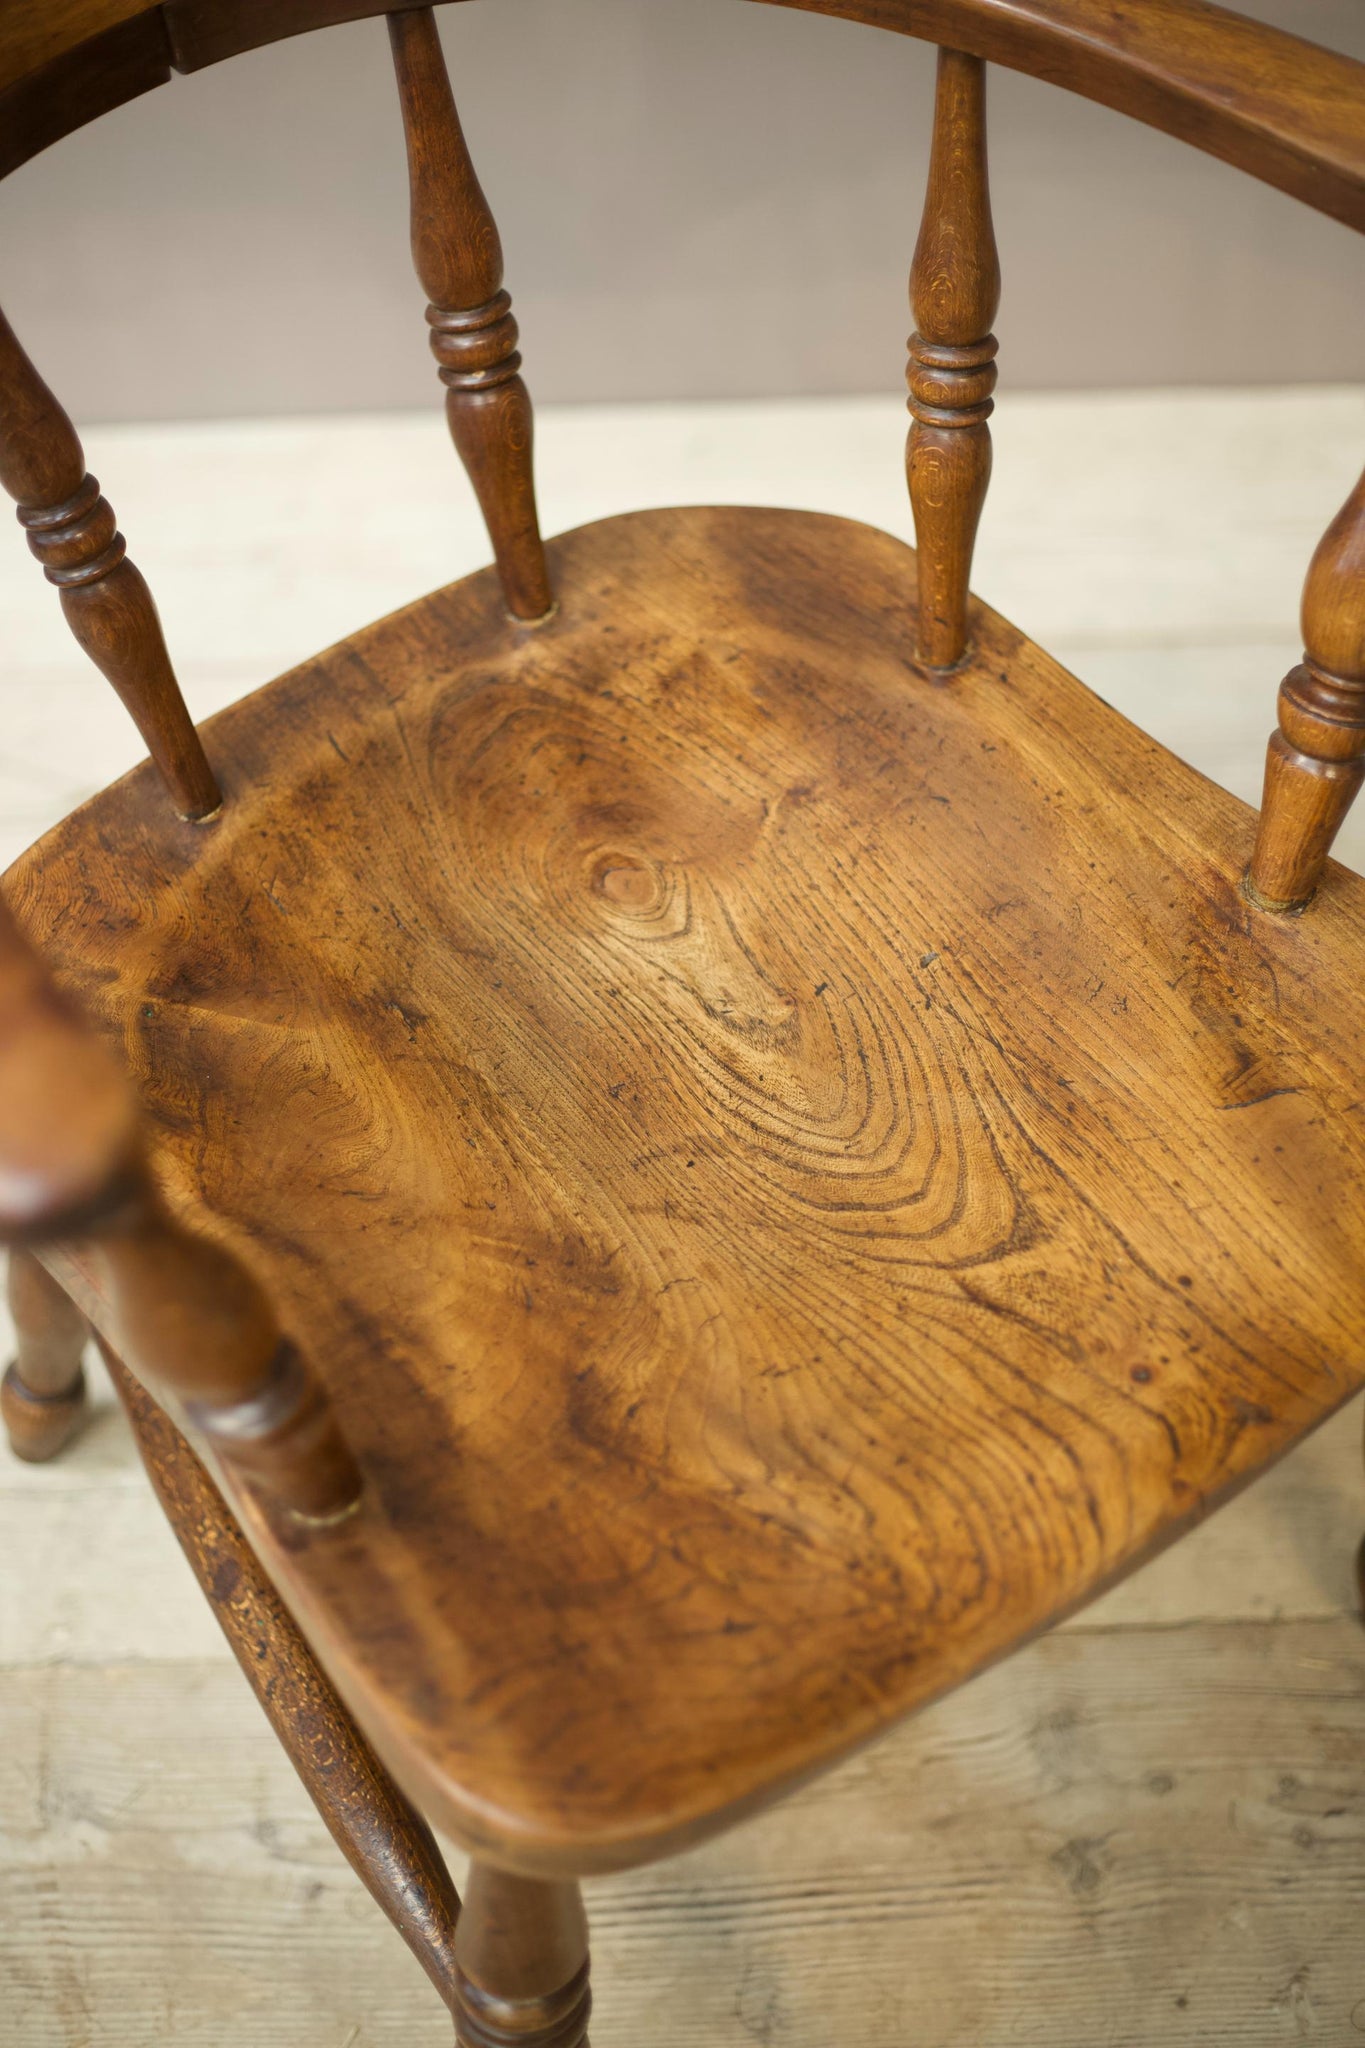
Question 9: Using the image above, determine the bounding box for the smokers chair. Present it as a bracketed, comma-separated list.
[2, 1, 1364, 2039]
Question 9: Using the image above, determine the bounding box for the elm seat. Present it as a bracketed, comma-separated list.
[13, 504, 1365, 1866]
[3, 0, 1364, 2033]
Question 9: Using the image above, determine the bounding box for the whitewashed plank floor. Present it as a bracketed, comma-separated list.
[1, 389, 1363, 2046]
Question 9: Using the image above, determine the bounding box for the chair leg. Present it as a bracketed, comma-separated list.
[453, 1862, 592, 2048]
[1, 1246, 88, 1461]
[101, 1344, 464, 2018]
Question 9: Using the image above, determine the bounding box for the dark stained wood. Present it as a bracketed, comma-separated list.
[906, 47, 998, 671]
[103, 1344, 464, 2012]
[2, 2, 1362, 236]
[452, 1864, 590, 2048]
[166, 0, 444, 72]
[0, 14, 171, 184]
[388, 7, 553, 624]
[0, 894, 360, 1519]
[3, 0, 1365, 2026]
[0, 0, 156, 94]
[754, 0, 1365, 233]
[0, 308, 220, 820]
[1, 1244, 88, 1461]
[14, 503, 1365, 1871]
[1248, 466, 1365, 912]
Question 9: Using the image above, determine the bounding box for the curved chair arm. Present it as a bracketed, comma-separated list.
[0, 894, 362, 1520]
[755, 0, 1365, 231]
[2, 2, 1363, 230]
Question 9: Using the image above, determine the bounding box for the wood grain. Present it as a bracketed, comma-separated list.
[11, 503, 1365, 1872]
[0, 14, 172, 184]
[3, 1615, 1362, 2045]
[0, 894, 360, 1518]
[453, 1864, 590, 2048]
[906, 47, 999, 670]
[0, 306, 219, 821]
[1249, 465, 1365, 912]
[167, 0, 443, 71]
[0, 1245, 88, 1462]
[0, 0, 154, 95]
[3, 3, 1362, 242]
[106, 1348, 464, 2013]
[755, 0, 1365, 232]
[388, 6, 553, 623]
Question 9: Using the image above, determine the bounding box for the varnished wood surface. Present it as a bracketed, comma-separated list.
[1250, 465, 1365, 911]
[757, 0, 1365, 232]
[389, 6, 553, 623]
[0, 15, 172, 184]
[0, 0, 437, 92]
[165, 0, 443, 71]
[0, 0, 154, 94]
[105, 1347, 463, 2012]
[906, 47, 999, 669]
[0, 307, 219, 821]
[10, 504, 1365, 1871]
[5, 1613, 1363, 2043]
[0, 893, 360, 1518]
[0, 1245, 88, 1462]
[453, 1864, 590, 2048]
[1, 1, 1363, 241]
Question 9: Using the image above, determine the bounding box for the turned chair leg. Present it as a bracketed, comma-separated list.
[1, 1246, 88, 1461]
[103, 1346, 463, 2016]
[454, 1862, 591, 2048]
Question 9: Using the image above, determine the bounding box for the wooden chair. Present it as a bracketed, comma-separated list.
[2, 1, 1363, 2037]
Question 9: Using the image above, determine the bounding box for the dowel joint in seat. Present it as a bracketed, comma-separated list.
[906, 49, 1000, 674]
[0, 309, 220, 821]
[1249, 467, 1365, 912]
[389, 7, 554, 625]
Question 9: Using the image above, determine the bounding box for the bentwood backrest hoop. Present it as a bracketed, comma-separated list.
[0, 0, 1362, 1524]
[3, 0, 1365, 224]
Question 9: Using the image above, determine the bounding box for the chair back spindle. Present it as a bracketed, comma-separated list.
[0, 308, 220, 820]
[907, 47, 1000, 671]
[387, 6, 553, 623]
[1248, 467, 1365, 910]
[0, 896, 360, 1520]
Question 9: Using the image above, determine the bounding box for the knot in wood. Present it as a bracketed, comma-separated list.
[906, 334, 998, 428]
[454, 1958, 592, 2048]
[19, 473, 126, 587]
[427, 291, 523, 391]
[1277, 659, 1365, 762]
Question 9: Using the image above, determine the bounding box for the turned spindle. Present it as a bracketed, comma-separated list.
[0, 307, 219, 820]
[388, 7, 553, 623]
[107, 1350, 462, 2007]
[907, 48, 1000, 671]
[0, 897, 359, 1518]
[452, 1863, 591, 2048]
[1, 1244, 89, 1462]
[1248, 466, 1365, 911]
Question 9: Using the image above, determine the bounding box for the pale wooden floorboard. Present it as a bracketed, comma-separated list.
[2, 1623, 1363, 2047]
[1, 390, 1363, 2043]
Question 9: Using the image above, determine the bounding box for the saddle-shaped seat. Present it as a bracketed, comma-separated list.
[3, 0, 1363, 2033]
[12, 503, 1365, 1865]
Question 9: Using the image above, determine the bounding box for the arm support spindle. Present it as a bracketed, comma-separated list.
[907, 48, 1000, 671]
[1248, 466, 1365, 911]
[107, 1351, 461, 2008]
[0, 307, 220, 820]
[0, 897, 360, 1519]
[388, 7, 553, 623]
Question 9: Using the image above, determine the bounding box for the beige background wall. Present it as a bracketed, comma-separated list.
[0, 0, 1362, 422]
